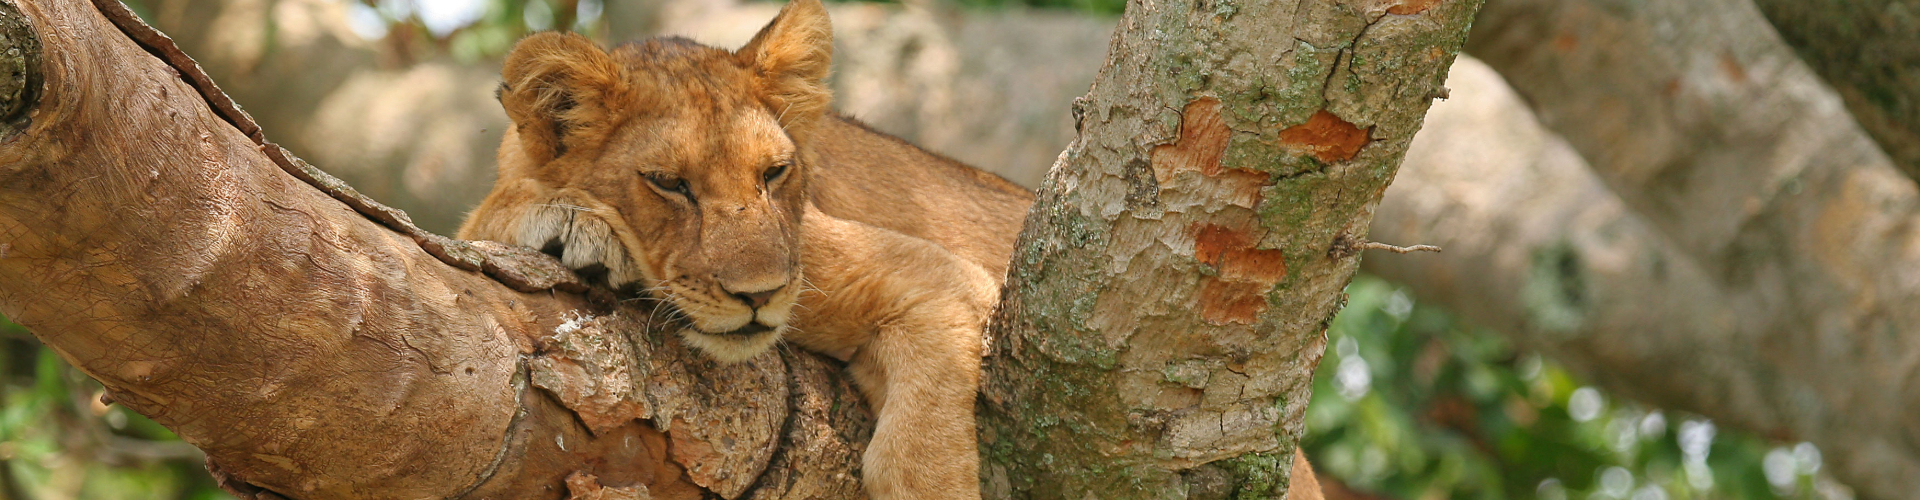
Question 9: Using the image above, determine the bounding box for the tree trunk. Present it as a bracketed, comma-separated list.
[977, 0, 1482, 498]
[0, 1, 871, 498]
[1748, 0, 1920, 183]
[1464, 0, 1920, 497]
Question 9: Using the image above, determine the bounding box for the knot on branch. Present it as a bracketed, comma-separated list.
[0, 0, 39, 138]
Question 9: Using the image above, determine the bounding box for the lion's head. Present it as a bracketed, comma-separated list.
[458, 0, 833, 362]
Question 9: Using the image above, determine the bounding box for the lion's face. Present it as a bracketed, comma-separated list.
[460, 0, 833, 362]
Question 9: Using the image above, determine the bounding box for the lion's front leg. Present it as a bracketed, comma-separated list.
[790, 209, 996, 499]
[848, 316, 985, 500]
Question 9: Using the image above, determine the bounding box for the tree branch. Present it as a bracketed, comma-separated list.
[1749, 0, 1920, 183]
[0, 1, 867, 498]
[1465, 0, 1920, 496]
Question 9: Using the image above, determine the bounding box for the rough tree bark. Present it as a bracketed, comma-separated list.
[1748, 0, 1920, 183]
[1461, 0, 1920, 497]
[977, 0, 1481, 498]
[0, 1, 873, 498]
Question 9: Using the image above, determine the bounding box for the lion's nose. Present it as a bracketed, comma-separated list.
[730, 287, 783, 309]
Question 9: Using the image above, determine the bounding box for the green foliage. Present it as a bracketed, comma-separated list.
[1304, 276, 1851, 500]
[337, 0, 606, 62]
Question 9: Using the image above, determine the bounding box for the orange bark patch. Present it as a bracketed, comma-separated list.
[1192, 223, 1287, 325]
[1193, 223, 1288, 283]
[1387, 0, 1443, 15]
[1152, 97, 1234, 182]
[1199, 278, 1270, 325]
[1277, 109, 1368, 163]
[1552, 33, 1579, 53]
[1719, 52, 1747, 83]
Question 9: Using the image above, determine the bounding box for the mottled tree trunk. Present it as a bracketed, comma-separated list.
[976, 0, 1481, 498]
[1463, 0, 1920, 497]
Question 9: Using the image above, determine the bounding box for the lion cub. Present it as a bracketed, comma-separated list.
[457, 1, 996, 497]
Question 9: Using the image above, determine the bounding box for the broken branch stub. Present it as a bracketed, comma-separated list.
[0, 0, 39, 138]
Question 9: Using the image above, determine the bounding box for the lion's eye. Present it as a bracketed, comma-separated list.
[764, 161, 791, 184]
[645, 174, 694, 201]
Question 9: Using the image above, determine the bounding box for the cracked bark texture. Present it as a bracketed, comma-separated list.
[0, 1, 873, 498]
[1748, 0, 1920, 183]
[1461, 0, 1920, 497]
[976, 0, 1481, 498]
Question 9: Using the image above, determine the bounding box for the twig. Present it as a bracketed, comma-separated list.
[1359, 241, 1442, 254]
[1329, 235, 1442, 259]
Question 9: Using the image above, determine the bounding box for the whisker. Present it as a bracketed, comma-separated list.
[799, 276, 828, 298]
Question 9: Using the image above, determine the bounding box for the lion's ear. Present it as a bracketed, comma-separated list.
[737, 0, 833, 138]
[499, 32, 632, 164]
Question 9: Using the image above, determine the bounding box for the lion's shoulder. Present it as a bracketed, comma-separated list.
[801, 115, 1034, 280]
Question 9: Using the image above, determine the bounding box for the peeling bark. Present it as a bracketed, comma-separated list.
[1466, 0, 1920, 497]
[977, 0, 1482, 498]
[0, 1, 868, 498]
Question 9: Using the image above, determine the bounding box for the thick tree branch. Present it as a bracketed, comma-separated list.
[1369, 55, 1794, 457]
[979, 0, 1482, 498]
[0, 1, 867, 498]
[1466, 0, 1920, 497]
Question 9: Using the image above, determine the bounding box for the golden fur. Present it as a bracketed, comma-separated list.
[459, 1, 1324, 497]
[459, 1, 1012, 497]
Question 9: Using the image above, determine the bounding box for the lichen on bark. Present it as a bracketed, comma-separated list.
[979, 0, 1483, 498]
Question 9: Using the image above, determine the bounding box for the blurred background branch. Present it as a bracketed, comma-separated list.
[1748, 0, 1920, 183]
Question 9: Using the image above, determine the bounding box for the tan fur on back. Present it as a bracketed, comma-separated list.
[459, 1, 1322, 497]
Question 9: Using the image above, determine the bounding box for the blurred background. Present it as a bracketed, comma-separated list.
[4, 0, 1911, 498]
